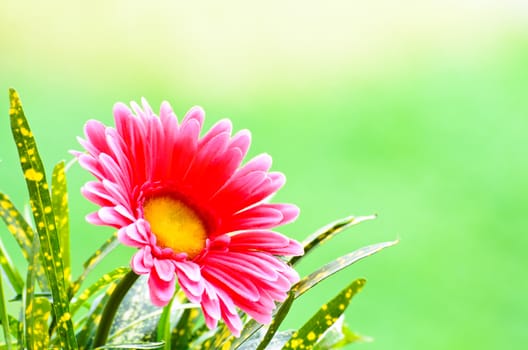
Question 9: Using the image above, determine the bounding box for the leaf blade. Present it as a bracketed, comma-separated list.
[293, 240, 398, 298]
[290, 215, 377, 266]
[255, 292, 295, 350]
[0, 266, 13, 350]
[282, 279, 366, 350]
[9, 89, 77, 349]
[70, 232, 120, 298]
[0, 193, 48, 291]
[70, 267, 130, 317]
[51, 161, 71, 288]
[0, 238, 24, 295]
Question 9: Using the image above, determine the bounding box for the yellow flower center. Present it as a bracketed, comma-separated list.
[143, 195, 207, 259]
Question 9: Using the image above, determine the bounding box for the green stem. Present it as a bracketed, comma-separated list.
[93, 271, 139, 348]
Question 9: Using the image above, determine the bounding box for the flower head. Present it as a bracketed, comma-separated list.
[75, 99, 303, 335]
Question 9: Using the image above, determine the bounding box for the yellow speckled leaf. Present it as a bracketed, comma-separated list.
[289, 215, 377, 266]
[70, 267, 129, 317]
[293, 240, 398, 298]
[76, 280, 120, 349]
[171, 306, 202, 349]
[52, 161, 71, 288]
[8, 88, 77, 349]
[0, 264, 14, 349]
[70, 232, 120, 298]
[0, 235, 24, 295]
[282, 279, 366, 350]
[254, 292, 295, 350]
[23, 234, 51, 349]
[0, 193, 49, 292]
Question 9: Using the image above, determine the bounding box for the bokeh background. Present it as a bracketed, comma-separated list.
[1, 1, 527, 349]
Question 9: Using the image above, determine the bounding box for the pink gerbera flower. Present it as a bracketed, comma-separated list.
[75, 99, 303, 335]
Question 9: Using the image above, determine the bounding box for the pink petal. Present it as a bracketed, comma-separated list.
[216, 289, 242, 336]
[225, 229, 304, 257]
[175, 261, 204, 303]
[148, 266, 176, 307]
[220, 203, 299, 232]
[81, 181, 115, 207]
[83, 119, 110, 155]
[97, 206, 131, 228]
[228, 129, 251, 160]
[117, 219, 154, 247]
[202, 265, 260, 302]
[182, 106, 205, 128]
[85, 211, 105, 225]
[201, 282, 221, 328]
[131, 246, 154, 274]
[154, 259, 176, 282]
[199, 119, 232, 146]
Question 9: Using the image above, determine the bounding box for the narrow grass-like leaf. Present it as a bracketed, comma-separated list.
[283, 279, 366, 350]
[0, 194, 33, 259]
[24, 235, 51, 349]
[255, 292, 295, 350]
[70, 267, 129, 317]
[76, 281, 121, 349]
[9, 89, 77, 349]
[229, 240, 396, 350]
[93, 271, 139, 348]
[26, 297, 52, 349]
[1, 315, 20, 344]
[313, 316, 370, 349]
[238, 331, 294, 350]
[209, 324, 234, 349]
[0, 193, 47, 291]
[107, 310, 163, 344]
[94, 342, 165, 349]
[0, 269, 12, 350]
[0, 239, 23, 295]
[156, 297, 174, 350]
[52, 161, 71, 288]
[70, 233, 119, 298]
[171, 307, 201, 349]
[230, 320, 260, 349]
[289, 215, 376, 266]
[293, 240, 398, 298]
[188, 325, 217, 350]
[104, 276, 196, 346]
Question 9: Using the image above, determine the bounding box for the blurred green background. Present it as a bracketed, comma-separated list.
[1, 1, 527, 349]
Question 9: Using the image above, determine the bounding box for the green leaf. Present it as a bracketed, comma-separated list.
[0, 315, 20, 345]
[8, 88, 77, 349]
[282, 279, 366, 350]
[70, 267, 129, 317]
[0, 266, 13, 350]
[23, 235, 51, 349]
[313, 316, 371, 349]
[0, 238, 23, 295]
[52, 161, 71, 288]
[238, 330, 294, 350]
[94, 341, 165, 349]
[227, 240, 396, 350]
[289, 215, 377, 266]
[292, 240, 398, 298]
[156, 296, 174, 350]
[255, 292, 295, 350]
[76, 279, 123, 349]
[0, 194, 33, 259]
[92, 271, 140, 348]
[0, 193, 47, 292]
[171, 307, 201, 349]
[70, 232, 120, 298]
[103, 278, 198, 347]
